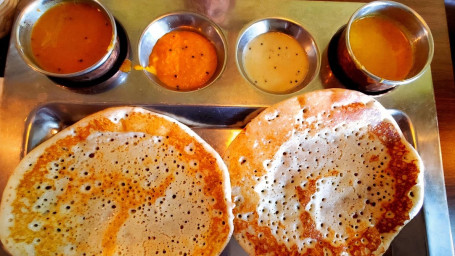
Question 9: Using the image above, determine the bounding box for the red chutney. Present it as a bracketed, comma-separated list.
[149, 30, 218, 91]
[31, 2, 113, 74]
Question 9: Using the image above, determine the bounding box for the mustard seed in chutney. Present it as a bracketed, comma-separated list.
[243, 32, 309, 93]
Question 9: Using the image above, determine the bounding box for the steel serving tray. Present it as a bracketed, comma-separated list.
[0, 0, 452, 255]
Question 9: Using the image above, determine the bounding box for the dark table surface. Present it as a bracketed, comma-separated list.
[405, 0, 455, 248]
[0, 33, 10, 77]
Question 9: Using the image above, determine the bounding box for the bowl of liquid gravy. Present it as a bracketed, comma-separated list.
[14, 0, 118, 82]
[337, 0, 434, 93]
[236, 18, 320, 94]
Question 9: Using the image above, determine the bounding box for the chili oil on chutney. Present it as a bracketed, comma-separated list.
[242, 32, 309, 94]
[30, 2, 114, 74]
[148, 30, 218, 91]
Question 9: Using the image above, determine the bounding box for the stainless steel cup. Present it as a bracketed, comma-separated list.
[14, 0, 119, 82]
[337, 1, 434, 93]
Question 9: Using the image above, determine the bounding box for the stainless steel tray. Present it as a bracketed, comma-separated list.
[0, 0, 452, 255]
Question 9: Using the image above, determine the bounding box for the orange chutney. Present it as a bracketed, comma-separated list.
[349, 15, 413, 81]
[149, 30, 218, 91]
[31, 2, 113, 74]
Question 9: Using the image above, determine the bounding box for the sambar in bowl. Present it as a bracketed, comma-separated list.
[14, 0, 119, 82]
[337, 1, 433, 93]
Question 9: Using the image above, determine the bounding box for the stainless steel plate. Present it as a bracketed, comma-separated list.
[23, 104, 427, 256]
[0, 0, 452, 255]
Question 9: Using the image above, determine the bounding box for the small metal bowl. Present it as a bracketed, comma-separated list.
[337, 1, 434, 92]
[14, 0, 119, 82]
[236, 18, 320, 94]
[138, 12, 227, 92]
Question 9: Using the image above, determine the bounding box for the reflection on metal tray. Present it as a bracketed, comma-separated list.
[0, 0, 452, 255]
